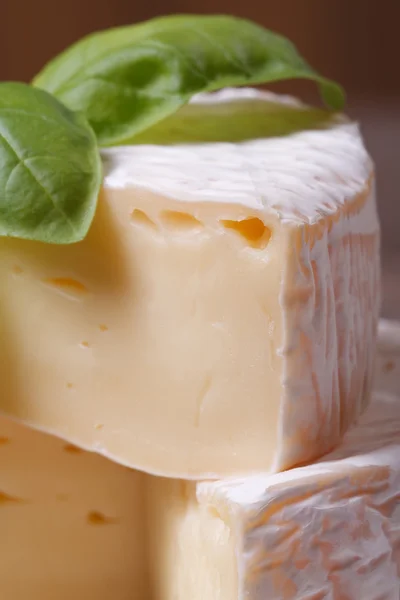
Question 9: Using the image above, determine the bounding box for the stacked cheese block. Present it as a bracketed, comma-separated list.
[0, 89, 398, 599]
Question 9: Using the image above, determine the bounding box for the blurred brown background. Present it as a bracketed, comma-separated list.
[1, 0, 399, 316]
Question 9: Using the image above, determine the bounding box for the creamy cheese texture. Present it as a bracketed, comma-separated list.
[147, 321, 400, 600]
[0, 418, 148, 599]
[0, 88, 380, 478]
[1, 321, 399, 599]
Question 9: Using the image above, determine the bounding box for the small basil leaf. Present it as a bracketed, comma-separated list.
[33, 15, 345, 146]
[0, 82, 101, 244]
[130, 92, 338, 145]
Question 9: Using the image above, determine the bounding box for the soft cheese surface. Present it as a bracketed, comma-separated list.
[148, 320, 400, 600]
[0, 419, 148, 599]
[0, 88, 380, 478]
[1, 320, 399, 599]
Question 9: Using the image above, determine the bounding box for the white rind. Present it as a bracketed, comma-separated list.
[197, 319, 400, 600]
[102, 88, 372, 225]
[277, 180, 380, 472]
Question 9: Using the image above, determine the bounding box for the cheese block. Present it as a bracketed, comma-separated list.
[0, 88, 380, 478]
[146, 321, 400, 600]
[0, 416, 148, 600]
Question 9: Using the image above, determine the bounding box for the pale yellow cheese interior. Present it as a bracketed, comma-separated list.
[1, 321, 398, 600]
[0, 191, 285, 478]
[0, 415, 148, 600]
[146, 478, 238, 600]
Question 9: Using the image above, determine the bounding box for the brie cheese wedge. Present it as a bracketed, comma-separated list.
[0, 89, 380, 478]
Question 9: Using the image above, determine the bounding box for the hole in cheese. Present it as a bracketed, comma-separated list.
[160, 210, 203, 231]
[0, 491, 22, 504]
[131, 209, 157, 229]
[64, 443, 83, 454]
[99, 324, 108, 332]
[44, 277, 88, 298]
[220, 217, 272, 249]
[87, 510, 117, 525]
[80, 341, 90, 348]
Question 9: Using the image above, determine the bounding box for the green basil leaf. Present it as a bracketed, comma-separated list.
[33, 15, 345, 146]
[0, 82, 101, 244]
[130, 92, 338, 145]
